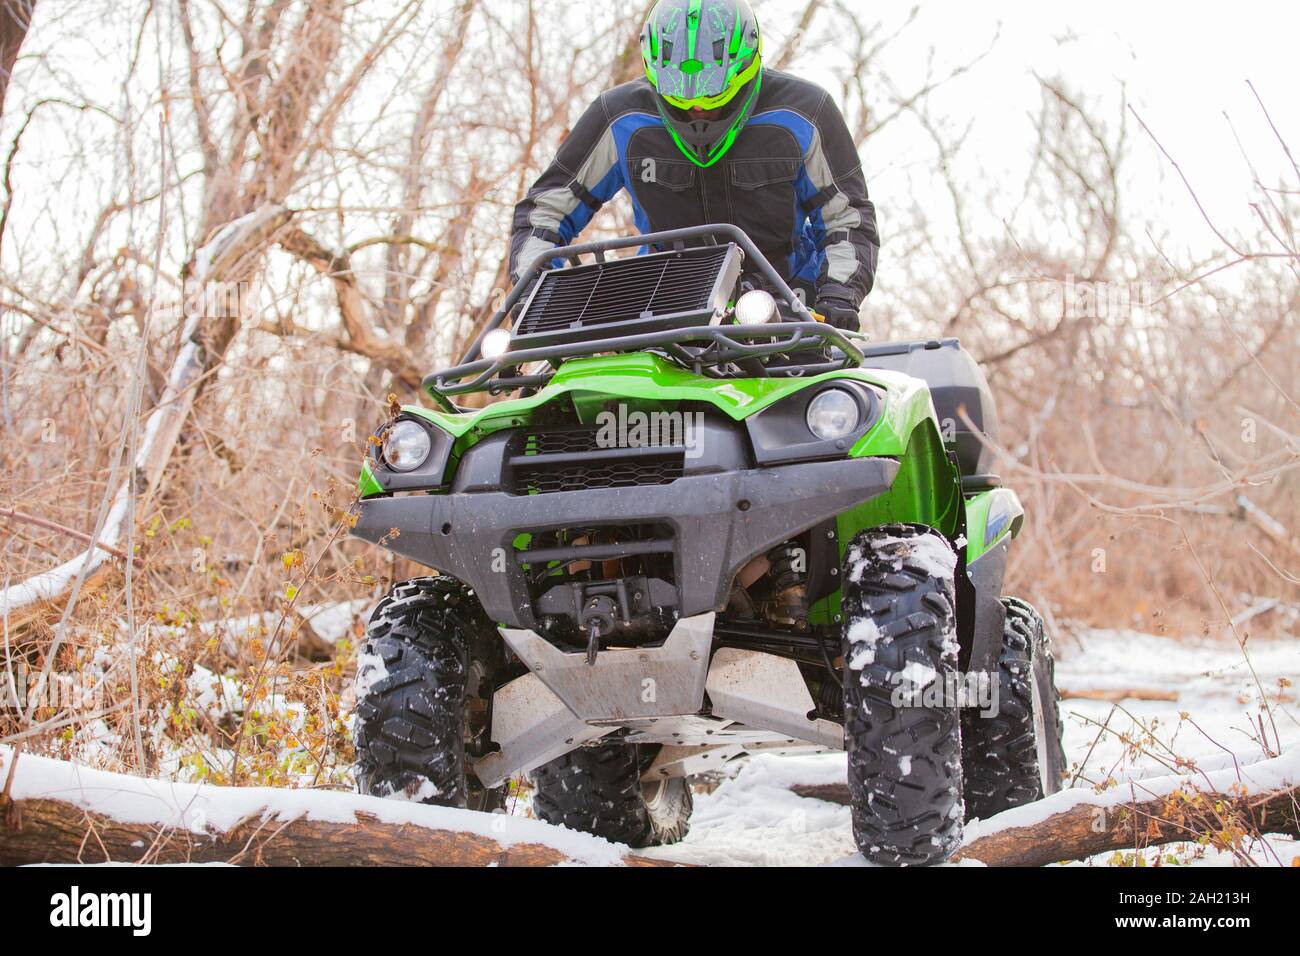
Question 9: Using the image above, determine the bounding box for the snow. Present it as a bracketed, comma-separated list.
[188, 208, 265, 281]
[4, 625, 1293, 867]
[643, 754, 856, 867]
[0, 492, 129, 612]
[353, 650, 390, 699]
[184, 663, 243, 716]
[1054, 628, 1299, 777]
[897, 661, 937, 690]
[0, 746, 629, 867]
[844, 533, 958, 586]
[962, 747, 1300, 841]
[845, 616, 884, 669]
[300, 599, 371, 646]
[871, 533, 958, 579]
[641, 627, 1299, 866]
[384, 778, 441, 803]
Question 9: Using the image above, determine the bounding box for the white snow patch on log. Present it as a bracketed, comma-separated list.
[0, 493, 130, 610]
[962, 748, 1300, 835]
[0, 746, 628, 866]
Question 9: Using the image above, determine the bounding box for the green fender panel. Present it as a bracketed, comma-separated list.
[359, 353, 938, 498]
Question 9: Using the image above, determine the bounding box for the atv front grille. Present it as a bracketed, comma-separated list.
[507, 425, 686, 495]
[512, 243, 742, 348]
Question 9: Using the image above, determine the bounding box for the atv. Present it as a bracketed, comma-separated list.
[348, 224, 1065, 865]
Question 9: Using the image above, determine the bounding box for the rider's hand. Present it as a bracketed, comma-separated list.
[814, 297, 861, 331]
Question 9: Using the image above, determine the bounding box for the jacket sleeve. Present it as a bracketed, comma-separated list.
[509, 94, 626, 284]
[800, 92, 879, 305]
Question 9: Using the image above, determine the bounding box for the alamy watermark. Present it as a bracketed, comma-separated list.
[49, 886, 151, 936]
[594, 404, 706, 459]
[890, 664, 998, 718]
[1062, 273, 1153, 320]
[181, 278, 261, 321]
[1, 662, 103, 713]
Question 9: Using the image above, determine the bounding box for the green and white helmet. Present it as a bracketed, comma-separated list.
[640, 0, 763, 168]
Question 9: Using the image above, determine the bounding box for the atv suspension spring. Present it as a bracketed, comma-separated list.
[766, 541, 806, 591]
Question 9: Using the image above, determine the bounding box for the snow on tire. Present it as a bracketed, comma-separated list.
[840, 524, 963, 866]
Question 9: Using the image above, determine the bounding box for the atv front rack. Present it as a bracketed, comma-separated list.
[426, 224, 868, 399]
[428, 321, 869, 396]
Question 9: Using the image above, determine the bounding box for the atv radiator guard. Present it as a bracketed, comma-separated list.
[352, 455, 899, 630]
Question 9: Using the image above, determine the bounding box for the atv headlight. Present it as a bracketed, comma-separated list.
[806, 388, 860, 441]
[734, 289, 776, 325]
[382, 420, 432, 472]
[480, 327, 512, 361]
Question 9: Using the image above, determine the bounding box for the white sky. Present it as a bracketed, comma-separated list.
[778, 0, 1299, 259]
[3, 1, 1296, 291]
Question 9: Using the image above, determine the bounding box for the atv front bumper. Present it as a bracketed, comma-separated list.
[351, 457, 898, 629]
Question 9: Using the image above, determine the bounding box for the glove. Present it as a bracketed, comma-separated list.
[814, 297, 861, 331]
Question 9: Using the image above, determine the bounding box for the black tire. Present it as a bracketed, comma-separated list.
[531, 743, 692, 848]
[353, 577, 506, 811]
[961, 597, 1066, 819]
[841, 525, 963, 866]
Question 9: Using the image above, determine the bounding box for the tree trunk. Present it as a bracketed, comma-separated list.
[955, 782, 1300, 867]
[0, 751, 677, 867]
[0, 796, 674, 867]
[0, 0, 36, 117]
[793, 752, 1300, 866]
[0, 204, 292, 616]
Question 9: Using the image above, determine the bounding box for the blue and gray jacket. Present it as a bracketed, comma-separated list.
[509, 69, 879, 308]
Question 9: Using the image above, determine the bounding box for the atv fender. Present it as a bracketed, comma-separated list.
[960, 488, 1025, 674]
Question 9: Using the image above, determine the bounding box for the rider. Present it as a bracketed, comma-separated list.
[509, 0, 878, 331]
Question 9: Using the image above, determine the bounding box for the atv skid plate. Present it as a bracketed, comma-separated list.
[474, 612, 844, 788]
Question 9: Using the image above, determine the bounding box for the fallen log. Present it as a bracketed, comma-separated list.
[792, 750, 1300, 866]
[789, 783, 852, 806]
[0, 799, 676, 867]
[956, 782, 1299, 867]
[1060, 687, 1179, 702]
[0, 748, 673, 867]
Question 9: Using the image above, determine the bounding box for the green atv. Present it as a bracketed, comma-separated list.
[348, 225, 1065, 865]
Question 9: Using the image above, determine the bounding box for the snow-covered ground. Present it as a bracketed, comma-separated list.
[5, 626, 1296, 866]
[641, 628, 1300, 866]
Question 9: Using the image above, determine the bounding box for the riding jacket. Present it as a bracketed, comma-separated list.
[509, 69, 879, 308]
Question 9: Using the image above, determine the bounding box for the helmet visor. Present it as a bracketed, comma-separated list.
[657, 52, 760, 111]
